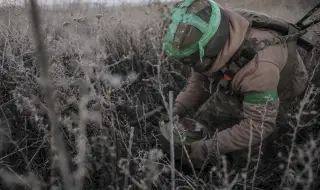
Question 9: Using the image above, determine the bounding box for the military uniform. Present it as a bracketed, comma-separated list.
[162, 0, 309, 169]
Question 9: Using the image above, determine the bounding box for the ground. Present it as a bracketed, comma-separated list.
[0, 0, 319, 190]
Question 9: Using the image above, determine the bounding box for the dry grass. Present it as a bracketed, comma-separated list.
[0, 1, 319, 190]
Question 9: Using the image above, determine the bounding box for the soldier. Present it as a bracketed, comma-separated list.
[160, 0, 309, 169]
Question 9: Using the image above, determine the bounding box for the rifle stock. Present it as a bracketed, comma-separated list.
[233, 8, 315, 52]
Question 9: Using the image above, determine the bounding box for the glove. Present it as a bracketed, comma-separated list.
[171, 140, 210, 168]
[188, 139, 215, 169]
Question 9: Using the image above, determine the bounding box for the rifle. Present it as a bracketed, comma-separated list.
[296, 2, 320, 52]
[296, 2, 320, 30]
[234, 2, 320, 52]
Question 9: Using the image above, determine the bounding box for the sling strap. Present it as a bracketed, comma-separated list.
[217, 10, 307, 92]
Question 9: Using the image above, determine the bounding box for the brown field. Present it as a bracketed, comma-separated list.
[0, 0, 319, 190]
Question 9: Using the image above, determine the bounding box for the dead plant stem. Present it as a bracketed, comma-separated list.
[169, 91, 175, 190]
[28, 1, 75, 189]
[124, 127, 135, 190]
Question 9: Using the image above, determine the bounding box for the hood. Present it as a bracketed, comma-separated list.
[201, 8, 250, 76]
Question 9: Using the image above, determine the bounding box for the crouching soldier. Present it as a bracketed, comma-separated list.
[159, 0, 309, 170]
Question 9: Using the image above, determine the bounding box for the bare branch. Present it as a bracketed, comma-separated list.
[27, 1, 75, 189]
[169, 91, 175, 190]
[124, 127, 135, 190]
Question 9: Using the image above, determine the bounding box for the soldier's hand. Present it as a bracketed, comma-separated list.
[189, 140, 210, 169]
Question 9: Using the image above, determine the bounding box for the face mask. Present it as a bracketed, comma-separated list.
[192, 57, 217, 73]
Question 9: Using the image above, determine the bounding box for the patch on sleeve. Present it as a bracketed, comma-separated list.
[244, 89, 278, 104]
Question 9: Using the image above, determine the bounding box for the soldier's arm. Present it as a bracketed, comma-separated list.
[174, 69, 212, 117]
[215, 92, 279, 154]
[203, 61, 281, 154]
[218, 61, 280, 154]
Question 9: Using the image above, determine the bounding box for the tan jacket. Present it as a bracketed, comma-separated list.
[174, 8, 308, 154]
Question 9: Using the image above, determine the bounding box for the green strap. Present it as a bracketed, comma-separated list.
[181, 13, 209, 33]
[244, 89, 278, 104]
[164, 0, 221, 63]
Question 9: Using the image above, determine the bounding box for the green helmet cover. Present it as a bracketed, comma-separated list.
[163, 0, 221, 63]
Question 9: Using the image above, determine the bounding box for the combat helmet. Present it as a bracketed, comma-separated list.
[163, 0, 230, 72]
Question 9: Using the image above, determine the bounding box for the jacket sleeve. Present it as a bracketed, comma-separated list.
[215, 97, 279, 154]
[205, 61, 281, 154]
[174, 69, 211, 116]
